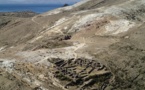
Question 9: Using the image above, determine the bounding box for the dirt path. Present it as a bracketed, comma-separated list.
[32, 16, 40, 25]
[73, 40, 86, 60]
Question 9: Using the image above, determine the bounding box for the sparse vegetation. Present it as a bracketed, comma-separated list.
[0, 0, 145, 90]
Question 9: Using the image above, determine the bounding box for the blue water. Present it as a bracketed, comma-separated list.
[0, 4, 62, 13]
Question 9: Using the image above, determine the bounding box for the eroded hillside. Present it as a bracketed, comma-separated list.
[0, 0, 145, 90]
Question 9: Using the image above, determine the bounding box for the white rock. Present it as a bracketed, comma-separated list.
[105, 20, 135, 35]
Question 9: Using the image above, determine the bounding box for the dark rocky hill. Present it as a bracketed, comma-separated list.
[0, 11, 37, 17]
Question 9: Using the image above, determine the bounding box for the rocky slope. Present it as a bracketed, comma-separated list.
[0, 11, 37, 34]
[0, 0, 145, 90]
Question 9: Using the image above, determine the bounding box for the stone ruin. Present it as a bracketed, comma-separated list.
[48, 58, 113, 90]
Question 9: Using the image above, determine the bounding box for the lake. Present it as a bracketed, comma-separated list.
[0, 4, 62, 13]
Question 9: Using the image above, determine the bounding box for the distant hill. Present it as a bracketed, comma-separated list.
[62, 3, 69, 7]
[0, 11, 37, 18]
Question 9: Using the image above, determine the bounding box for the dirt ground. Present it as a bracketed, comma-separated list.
[0, 0, 145, 90]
